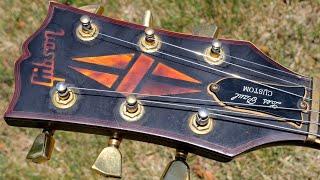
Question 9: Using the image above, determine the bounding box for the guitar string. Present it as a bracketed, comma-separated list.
[97, 32, 312, 101]
[70, 87, 320, 123]
[225, 54, 310, 80]
[139, 99, 320, 138]
[68, 86, 320, 137]
[160, 40, 312, 90]
[70, 86, 319, 114]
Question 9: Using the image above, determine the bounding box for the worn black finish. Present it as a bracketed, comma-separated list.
[4, 2, 317, 161]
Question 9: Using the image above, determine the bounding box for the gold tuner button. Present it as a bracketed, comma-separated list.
[196, 108, 210, 126]
[92, 133, 122, 178]
[204, 39, 225, 65]
[161, 149, 190, 180]
[26, 130, 55, 163]
[76, 15, 99, 41]
[143, 10, 153, 27]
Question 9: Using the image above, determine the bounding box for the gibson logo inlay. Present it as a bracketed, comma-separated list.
[30, 29, 65, 87]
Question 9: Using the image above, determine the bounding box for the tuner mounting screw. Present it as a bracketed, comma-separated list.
[138, 28, 161, 53]
[120, 95, 144, 122]
[196, 108, 210, 126]
[204, 39, 225, 66]
[76, 15, 99, 42]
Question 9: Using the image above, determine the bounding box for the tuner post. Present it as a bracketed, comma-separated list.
[120, 95, 144, 122]
[26, 129, 55, 163]
[52, 82, 77, 109]
[211, 39, 222, 56]
[196, 108, 210, 126]
[138, 27, 161, 53]
[126, 95, 139, 113]
[80, 15, 93, 32]
[76, 15, 99, 41]
[204, 39, 225, 65]
[161, 149, 190, 180]
[189, 108, 214, 135]
[92, 133, 123, 178]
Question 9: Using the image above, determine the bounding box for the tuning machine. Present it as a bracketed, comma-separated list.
[192, 24, 219, 38]
[92, 133, 122, 178]
[189, 108, 214, 135]
[120, 95, 144, 122]
[79, 4, 104, 15]
[204, 39, 226, 65]
[138, 10, 161, 53]
[161, 149, 190, 180]
[76, 15, 99, 41]
[52, 82, 77, 109]
[26, 130, 55, 163]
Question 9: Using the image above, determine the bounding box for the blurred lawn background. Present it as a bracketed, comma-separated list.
[0, 0, 320, 179]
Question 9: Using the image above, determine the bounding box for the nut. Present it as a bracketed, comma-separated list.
[120, 102, 144, 122]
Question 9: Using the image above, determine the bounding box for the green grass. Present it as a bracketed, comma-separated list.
[0, 0, 320, 179]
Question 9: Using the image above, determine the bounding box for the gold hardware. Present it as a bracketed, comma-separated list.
[209, 83, 220, 93]
[161, 149, 190, 180]
[189, 111, 214, 135]
[299, 100, 309, 113]
[307, 76, 320, 143]
[76, 15, 99, 42]
[192, 24, 219, 38]
[26, 130, 55, 163]
[52, 83, 77, 109]
[125, 95, 139, 113]
[92, 134, 122, 178]
[79, 4, 105, 15]
[204, 39, 225, 65]
[138, 28, 161, 53]
[143, 10, 153, 27]
[120, 95, 144, 122]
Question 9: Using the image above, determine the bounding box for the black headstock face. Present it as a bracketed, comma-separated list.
[4, 2, 318, 162]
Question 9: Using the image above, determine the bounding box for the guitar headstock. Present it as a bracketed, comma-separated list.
[4, 2, 320, 179]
